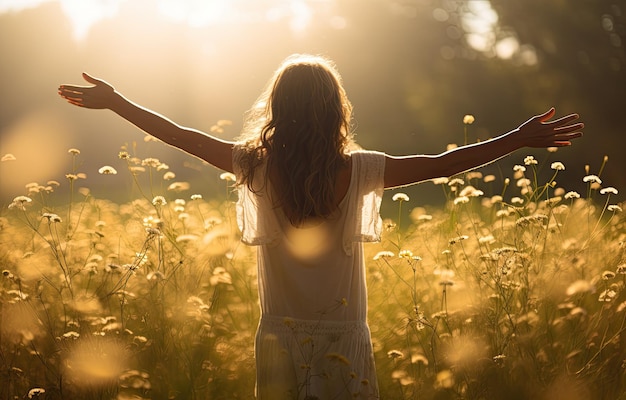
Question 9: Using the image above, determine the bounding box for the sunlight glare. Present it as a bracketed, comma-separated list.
[0, 111, 71, 199]
[1, 302, 43, 344]
[265, 1, 313, 34]
[157, 0, 236, 28]
[60, 0, 123, 41]
[285, 223, 331, 261]
[0, 0, 117, 41]
[495, 36, 519, 59]
[461, 0, 498, 54]
[0, 0, 125, 41]
[462, 1, 497, 34]
[65, 338, 128, 383]
[0, 0, 52, 12]
[0, 0, 326, 41]
[289, 1, 312, 33]
[466, 31, 494, 53]
[459, 0, 533, 63]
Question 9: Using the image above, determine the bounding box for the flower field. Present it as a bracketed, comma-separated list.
[1, 145, 624, 400]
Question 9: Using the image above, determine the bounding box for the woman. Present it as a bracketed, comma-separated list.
[58, 54, 583, 399]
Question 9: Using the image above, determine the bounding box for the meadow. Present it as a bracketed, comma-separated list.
[0, 136, 624, 400]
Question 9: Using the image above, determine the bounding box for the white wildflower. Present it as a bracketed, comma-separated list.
[600, 187, 618, 195]
[373, 251, 395, 260]
[152, 196, 167, 206]
[524, 156, 538, 165]
[583, 175, 602, 184]
[550, 162, 565, 171]
[392, 193, 410, 202]
[454, 196, 470, 205]
[220, 172, 237, 182]
[98, 166, 117, 175]
[448, 178, 465, 186]
[564, 191, 581, 199]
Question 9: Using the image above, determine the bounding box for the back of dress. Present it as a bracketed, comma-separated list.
[234, 149, 385, 400]
[258, 198, 366, 321]
[234, 149, 386, 323]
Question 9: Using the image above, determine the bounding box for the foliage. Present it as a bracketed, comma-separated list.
[372, 160, 625, 399]
[0, 143, 624, 400]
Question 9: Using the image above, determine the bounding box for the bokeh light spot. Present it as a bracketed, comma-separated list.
[0, 110, 72, 199]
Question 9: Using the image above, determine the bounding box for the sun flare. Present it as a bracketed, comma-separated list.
[0, 0, 322, 40]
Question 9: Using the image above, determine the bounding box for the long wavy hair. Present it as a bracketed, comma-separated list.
[236, 54, 355, 226]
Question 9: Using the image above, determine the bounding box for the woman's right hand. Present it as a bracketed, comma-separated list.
[58, 73, 116, 109]
[514, 107, 584, 148]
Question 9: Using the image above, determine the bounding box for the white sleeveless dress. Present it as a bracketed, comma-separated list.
[233, 149, 385, 400]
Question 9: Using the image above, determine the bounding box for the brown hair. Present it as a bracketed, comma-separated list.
[236, 54, 355, 226]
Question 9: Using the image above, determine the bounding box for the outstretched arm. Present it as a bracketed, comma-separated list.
[58, 73, 235, 173]
[384, 108, 583, 189]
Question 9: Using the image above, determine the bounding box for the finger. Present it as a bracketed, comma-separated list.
[545, 113, 580, 126]
[537, 107, 556, 122]
[58, 90, 84, 101]
[58, 91, 82, 100]
[537, 128, 583, 148]
[58, 85, 87, 94]
[82, 72, 101, 85]
[61, 95, 84, 103]
[554, 122, 584, 133]
[555, 131, 583, 141]
[65, 99, 85, 107]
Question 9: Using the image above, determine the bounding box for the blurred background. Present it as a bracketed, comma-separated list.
[1, 0, 624, 207]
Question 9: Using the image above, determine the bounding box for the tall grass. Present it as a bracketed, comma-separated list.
[0, 140, 624, 399]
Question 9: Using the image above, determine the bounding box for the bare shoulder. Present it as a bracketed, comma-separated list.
[334, 156, 353, 205]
